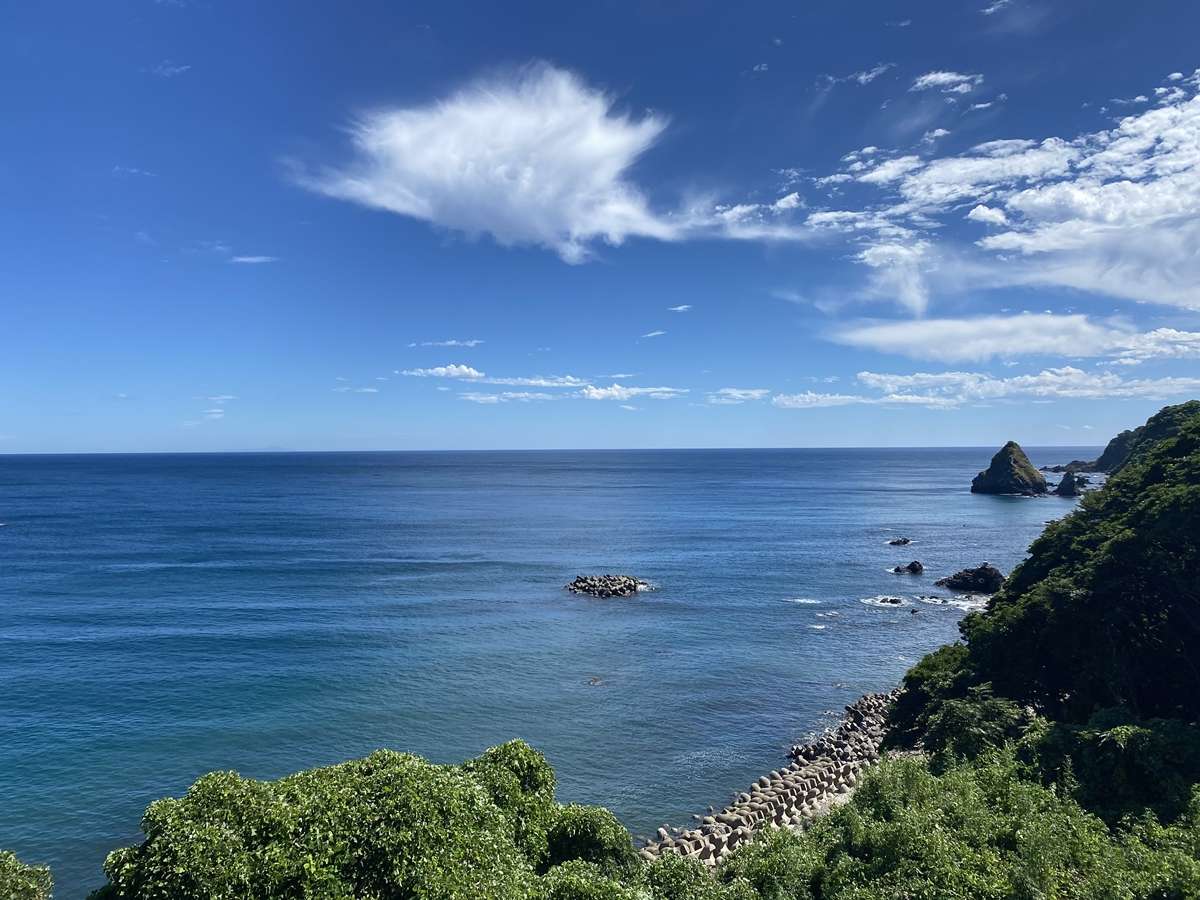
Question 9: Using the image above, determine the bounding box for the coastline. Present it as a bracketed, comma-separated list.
[639, 690, 899, 866]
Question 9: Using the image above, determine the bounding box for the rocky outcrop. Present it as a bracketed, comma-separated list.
[1042, 401, 1200, 475]
[565, 574, 649, 598]
[936, 563, 1004, 593]
[1054, 472, 1082, 497]
[888, 537, 912, 546]
[892, 561, 924, 575]
[970, 441, 1047, 495]
[639, 692, 897, 868]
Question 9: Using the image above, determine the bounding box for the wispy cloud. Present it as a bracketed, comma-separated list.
[229, 255, 278, 264]
[579, 384, 688, 401]
[802, 69, 1200, 312]
[408, 339, 484, 348]
[459, 391, 553, 404]
[707, 388, 769, 405]
[399, 364, 485, 379]
[148, 60, 191, 78]
[667, 304, 692, 312]
[775, 366, 1200, 409]
[112, 165, 157, 177]
[294, 63, 813, 262]
[910, 71, 984, 94]
[641, 330, 666, 338]
[981, 0, 1013, 14]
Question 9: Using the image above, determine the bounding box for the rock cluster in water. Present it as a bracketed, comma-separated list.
[565, 574, 649, 598]
[639, 691, 897, 867]
[935, 562, 1004, 593]
[888, 537, 912, 546]
[971, 441, 1048, 495]
[892, 560, 924, 575]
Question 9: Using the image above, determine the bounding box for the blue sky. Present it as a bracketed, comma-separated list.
[3, 0, 1200, 451]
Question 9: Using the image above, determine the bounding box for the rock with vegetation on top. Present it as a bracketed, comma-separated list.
[970, 442, 1048, 495]
[936, 563, 1005, 593]
[566, 575, 649, 598]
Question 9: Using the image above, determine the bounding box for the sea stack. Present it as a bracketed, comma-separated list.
[1054, 471, 1082, 497]
[970, 441, 1048, 495]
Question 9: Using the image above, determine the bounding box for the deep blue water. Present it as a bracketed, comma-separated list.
[0, 448, 1096, 897]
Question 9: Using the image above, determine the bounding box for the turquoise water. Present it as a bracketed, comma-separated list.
[0, 448, 1093, 897]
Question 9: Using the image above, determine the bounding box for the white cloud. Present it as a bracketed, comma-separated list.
[408, 338, 484, 348]
[482, 374, 589, 387]
[753, 63, 769, 73]
[619, 404, 638, 411]
[966, 204, 1009, 226]
[910, 71, 984, 94]
[850, 63, 895, 85]
[981, 0, 1012, 14]
[579, 384, 688, 401]
[922, 128, 951, 143]
[856, 240, 932, 315]
[296, 64, 677, 263]
[772, 391, 868, 408]
[832, 313, 1143, 362]
[856, 366, 1200, 402]
[399, 364, 485, 379]
[229, 255, 278, 264]
[707, 387, 769, 405]
[296, 63, 818, 261]
[811, 70, 1200, 311]
[773, 192, 804, 210]
[667, 304, 692, 312]
[641, 330, 666, 338]
[459, 391, 553, 403]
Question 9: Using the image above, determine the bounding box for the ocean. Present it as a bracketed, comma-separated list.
[0, 447, 1095, 897]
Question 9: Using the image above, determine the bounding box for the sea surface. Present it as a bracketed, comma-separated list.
[0, 448, 1097, 897]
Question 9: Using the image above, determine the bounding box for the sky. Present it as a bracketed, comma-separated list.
[3, 0, 1200, 452]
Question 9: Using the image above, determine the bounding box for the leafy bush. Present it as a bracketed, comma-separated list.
[719, 753, 1200, 899]
[540, 860, 642, 900]
[97, 747, 540, 900]
[0, 850, 52, 900]
[544, 805, 641, 879]
[462, 739, 558, 865]
[885, 642, 972, 746]
[922, 685, 1033, 763]
[1022, 710, 1200, 825]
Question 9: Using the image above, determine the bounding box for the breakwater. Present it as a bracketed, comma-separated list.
[638, 690, 898, 867]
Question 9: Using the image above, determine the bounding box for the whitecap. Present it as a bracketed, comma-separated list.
[808, 624, 827, 630]
[784, 597, 821, 605]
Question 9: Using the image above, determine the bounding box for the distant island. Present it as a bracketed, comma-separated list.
[6, 402, 1200, 899]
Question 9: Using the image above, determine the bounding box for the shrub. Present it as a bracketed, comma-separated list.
[463, 739, 558, 865]
[0, 850, 52, 900]
[544, 805, 640, 879]
[540, 860, 643, 900]
[922, 685, 1034, 764]
[98, 748, 538, 899]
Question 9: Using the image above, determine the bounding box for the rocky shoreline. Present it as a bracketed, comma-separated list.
[638, 690, 898, 867]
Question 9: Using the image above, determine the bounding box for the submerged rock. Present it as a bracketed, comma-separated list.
[971, 441, 1048, 495]
[892, 560, 924, 575]
[565, 574, 649, 598]
[936, 563, 1004, 593]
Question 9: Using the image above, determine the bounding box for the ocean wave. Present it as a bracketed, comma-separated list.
[808, 624, 827, 630]
[816, 611, 840, 618]
[784, 597, 821, 605]
[917, 594, 988, 611]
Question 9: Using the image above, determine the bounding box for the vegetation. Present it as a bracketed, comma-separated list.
[0, 851, 52, 900]
[19, 401, 1200, 897]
